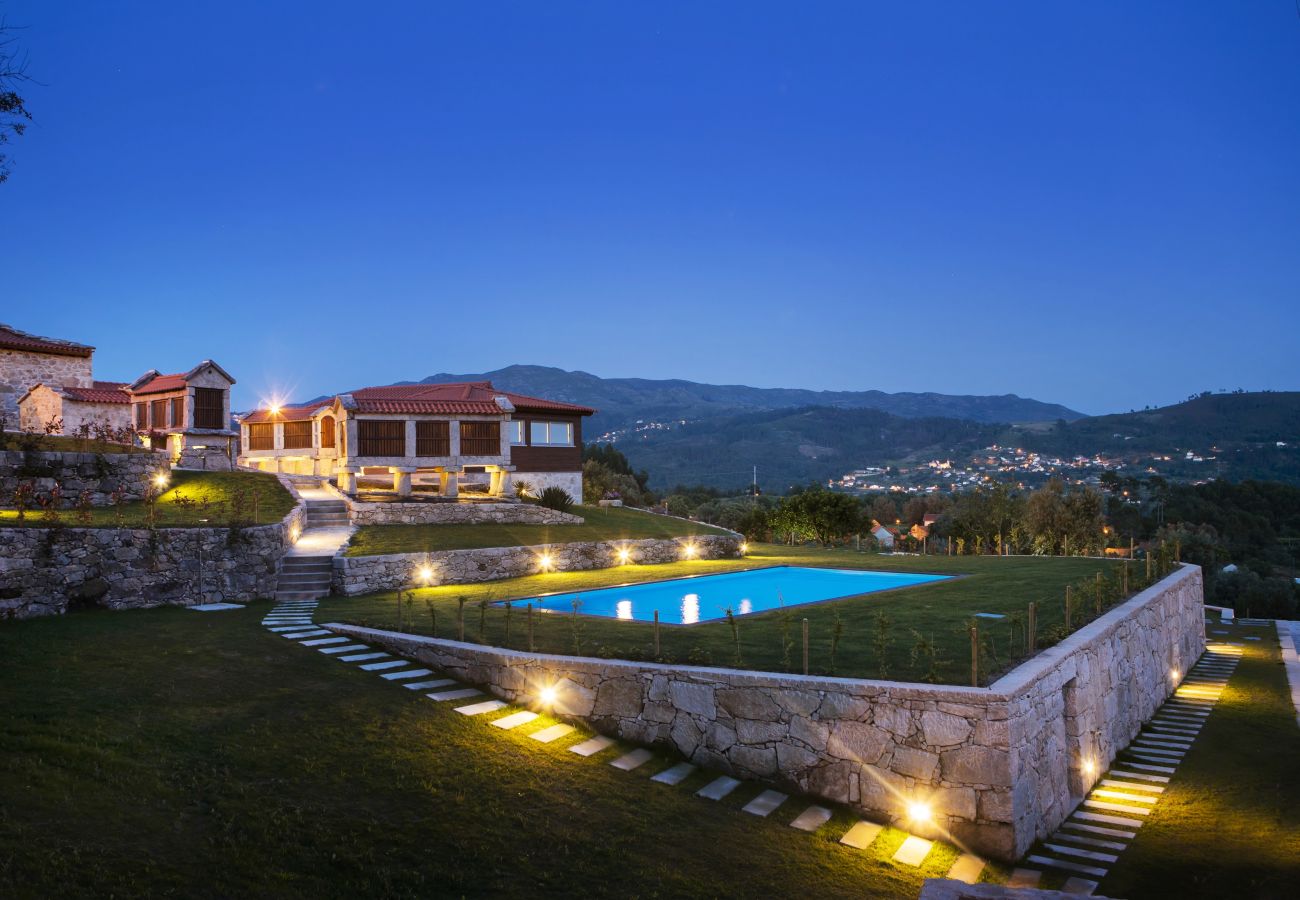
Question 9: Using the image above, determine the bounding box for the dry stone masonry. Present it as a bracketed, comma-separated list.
[333, 533, 743, 595]
[345, 497, 584, 527]
[326, 564, 1203, 861]
[0, 449, 170, 505]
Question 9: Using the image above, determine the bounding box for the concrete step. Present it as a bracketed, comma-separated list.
[281, 559, 332, 571]
[276, 590, 329, 601]
[277, 575, 332, 588]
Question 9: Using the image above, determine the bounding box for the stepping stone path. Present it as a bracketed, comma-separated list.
[892, 835, 933, 866]
[1018, 641, 1241, 891]
[788, 805, 832, 833]
[610, 748, 654, 771]
[569, 735, 616, 757]
[428, 688, 481, 701]
[697, 776, 741, 801]
[492, 710, 540, 730]
[381, 668, 434, 681]
[456, 700, 507, 716]
[839, 821, 882, 850]
[530, 724, 575, 744]
[651, 762, 697, 786]
[742, 789, 787, 817]
[946, 853, 985, 884]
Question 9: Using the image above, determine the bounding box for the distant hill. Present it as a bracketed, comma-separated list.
[419, 365, 1085, 435]
[1020, 392, 1300, 454]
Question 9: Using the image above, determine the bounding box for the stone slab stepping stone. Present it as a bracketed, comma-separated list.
[530, 724, 576, 744]
[340, 652, 388, 662]
[741, 789, 787, 816]
[1109, 769, 1169, 783]
[1121, 761, 1176, 774]
[1073, 811, 1143, 829]
[1008, 869, 1042, 888]
[891, 834, 933, 866]
[269, 625, 317, 632]
[839, 820, 883, 850]
[610, 748, 654, 771]
[1084, 799, 1150, 817]
[360, 660, 408, 671]
[428, 688, 482, 701]
[1092, 789, 1157, 805]
[404, 678, 455, 690]
[1062, 876, 1101, 895]
[1136, 737, 1192, 749]
[264, 619, 312, 624]
[1101, 778, 1164, 794]
[301, 637, 349, 646]
[381, 668, 434, 681]
[1053, 831, 1127, 851]
[455, 700, 507, 716]
[569, 735, 616, 757]
[319, 644, 369, 654]
[789, 805, 833, 833]
[652, 762, 697, 786]
[697, 776, 741, 800]
[1026, 855, 1108, 879]
[284, 629, 332, 639]
[192, 602, 244, 611]
[1066, 817, 1139, 838]
[1246, 636, 1262, 640]
[1045, 842, 1118, 864]
[947, 853, 985, 884]
[492, 711, 540, 730]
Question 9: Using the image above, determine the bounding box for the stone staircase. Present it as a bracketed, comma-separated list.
[274, 495, 351, 603]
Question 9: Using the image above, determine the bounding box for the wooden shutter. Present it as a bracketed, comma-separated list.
[193, 388, 224, 429]
[459, 421, 501, 456]
[357, 420, 406, 457]
[283, 420, 313, 449]
[416, 420, 450, 456]
[319, 415, 335, 449]
[248, 422, 274, 451]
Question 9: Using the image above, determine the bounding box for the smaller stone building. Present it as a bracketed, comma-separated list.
[17, 381, 133, 434]
[128, 362, 238, 469]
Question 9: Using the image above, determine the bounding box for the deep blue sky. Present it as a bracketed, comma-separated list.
[5, 2, 1298, 415]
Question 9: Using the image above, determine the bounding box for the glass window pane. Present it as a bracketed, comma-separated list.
[530, 421, 547, 444]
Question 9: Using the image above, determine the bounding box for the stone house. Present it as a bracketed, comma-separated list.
[127, 362, 239, 469]
[18, 381, 133, 434]
[238, 381, 594, 500]
[0, 323, 95, 421]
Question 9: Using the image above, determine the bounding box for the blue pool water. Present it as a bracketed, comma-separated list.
[520, 566, 951, 625]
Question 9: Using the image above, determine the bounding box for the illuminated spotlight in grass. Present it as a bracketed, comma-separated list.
[739, 542, 749, 555]
[1082, 758, 1096, 777]
[538, 685, 558, 706]
[152, 472, 170, 489]
[617, 546, 631, 564]
[417, 565, 434, 585]
[906, 800, 932, 824]
[538, 552, 555, 572]
[682, 543, 697, 559]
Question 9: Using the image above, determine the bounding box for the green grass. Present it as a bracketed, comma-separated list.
[322, 545, 1122, 685]
[0, 605, 969, 897]
[0, 433, 154, 453]
[0, 469, 296, 528]
[345, 505, 733, 556]
[1096, 621, 1300, 899]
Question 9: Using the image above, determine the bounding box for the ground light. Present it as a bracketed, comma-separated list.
[152, 472, 169, 489]
[739, 542, 748, 555]
[538, 552, 554, 572]
[538, 685, 558, 706]
[617, 547, 631, 564]
[1082, 758, 1097, 777]
[907, 800, 932, 824]
[417, 565, 434, 584]
[682, 543, 697, 559]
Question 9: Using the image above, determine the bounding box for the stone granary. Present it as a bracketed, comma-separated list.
[238, 381, 594, 500]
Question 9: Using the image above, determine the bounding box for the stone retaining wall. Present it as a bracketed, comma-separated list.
[325, 564, 1203, 861]
[0, 500, 305, 619]
[333, 533, 743, 595]
[346, 498, 584, 527]
[0, 449, 169, 504]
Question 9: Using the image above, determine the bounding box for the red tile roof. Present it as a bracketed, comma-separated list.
[240, 402, 329, 424]
[130, 373, 189, 395]
[0, 324, 94, 358]
[63, 381, 131, 404]
[346, 382, 594, 416]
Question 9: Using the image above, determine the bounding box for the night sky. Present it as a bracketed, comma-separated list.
[5, 2, 1298, 414]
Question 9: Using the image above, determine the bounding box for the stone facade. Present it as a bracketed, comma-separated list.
[333, 533, 743, 595]
[345, 497, 584, 527]
[0, 499, 304, 619]
[0, 449, 170, 505]
[0, 347, 93, 418]
[324, 564, 1203, 861]
[18, 385, 133, 434]
[513, 470, 582, 503]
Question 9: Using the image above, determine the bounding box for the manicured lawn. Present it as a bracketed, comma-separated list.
[0, 605, 971, 897]
[344, 504, 734, 556]
[1098, 620, 1300, 899]
[321, 545, 1123, 685]
[0, 469, 295, 527]
[0, 433, 154, 454]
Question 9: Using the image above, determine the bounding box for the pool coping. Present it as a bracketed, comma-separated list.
[498, 563, 965, 627]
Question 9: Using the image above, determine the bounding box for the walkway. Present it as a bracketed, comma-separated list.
[1011, 636, 1244, 895]
[259, 598, 990, 887]
[1279, 620, 1300, 728]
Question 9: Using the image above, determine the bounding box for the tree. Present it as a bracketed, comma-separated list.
[1, 18, 33, 184]
[776, 490, 862, 547]
[868, 495, 898, 527]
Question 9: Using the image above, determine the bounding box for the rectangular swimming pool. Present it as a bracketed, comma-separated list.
[520, 566, 951, 625]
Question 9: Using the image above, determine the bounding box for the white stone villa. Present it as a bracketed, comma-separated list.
[237, 381, 594, 499]
[2, 323, 239, 469]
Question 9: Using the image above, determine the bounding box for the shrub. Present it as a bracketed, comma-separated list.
[537, 487, 575, 514]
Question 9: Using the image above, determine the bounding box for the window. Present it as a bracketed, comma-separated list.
[358, 420, 406, 457]
[194, 388, 225, 429]
[135, 403, 147, 429]
[170, 397, 185, 429]
[529, 420, 574, 446]
[150, 399, 167, 430]
[247, 422, 274, 451]
[283, 420, 313, 449]
[507, 420, 526, 445]
[416, 420, 450, 456]
[459, 420, 501, 456]
[319, 415, 335, 450]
